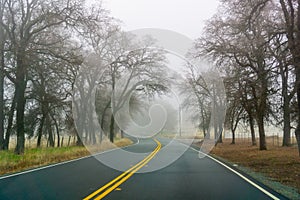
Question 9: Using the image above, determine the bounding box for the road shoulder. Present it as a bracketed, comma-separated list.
[191, 143, 299, 200]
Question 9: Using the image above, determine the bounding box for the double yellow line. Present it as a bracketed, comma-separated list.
[83, 139, 162, 200]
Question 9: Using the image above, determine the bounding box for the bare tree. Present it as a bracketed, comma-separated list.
[107, 36, 167, 143]
[267, 31, 296, 146]
[279, 0, 300, 155]
[181, 63, 225, 141]
[224, 73, 245, 145]
[194, 0, 276, 150]
[0, 0, 86, 154]
[0, 0, 6, 150]
[225, 101, 244, 145]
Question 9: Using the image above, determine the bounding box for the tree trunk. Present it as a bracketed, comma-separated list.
[0, 0, 5, 150]
[14, 67, 26, 154]
[281, 63, 292, 146]
[0, 48, 4, 150]
[54, 119, 60, 147]
[296, 0, 300, 156]
[4, 94, 16, 150]
[88, 114, 96, 145]
[282, 104, 291, 146]
[231, 129, 235, 144]
[68, 136, 71, 146]
[72, 104, 83, 146]
[75, 97, 86, 145]
[37, 115, 46, 148]
[255, 63, 268, 151]
[230, 112, 240, 145]
[257, 114, 267, 150]
[109, 114, 115, 143]
[61, 136, 65, 147]
[76, 131, 83, 146]
[295, 128, 300, 156]
[256, 71, 267, 151]
[48, 129, 54, 147]
[100, 123, 104, 143]
[46, 115, 54, 147]
[213, 84, 218, 142]
[202, 125, 206, 138]
[100, 100, 111, 143]
[218, 123, 223, 143]
[200, 104, 207, 137]
[249, 114, 256, 146]
[295, 65, 300, 155]
[295, 4, 300, 154]
[121, 130, 124, 138]
[218, 99, 224, 143]
[213, 112, 218, 141]
[50, 113, 60, 147]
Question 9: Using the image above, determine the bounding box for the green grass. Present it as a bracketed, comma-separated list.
[0, 146, 90, 175]
[0, 138, 133, 176]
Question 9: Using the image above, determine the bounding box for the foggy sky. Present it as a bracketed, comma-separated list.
[102, 0, 220, 39]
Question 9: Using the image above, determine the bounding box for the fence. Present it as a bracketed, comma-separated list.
[9, 135, 78, 150]
[225, 131, 298, 147]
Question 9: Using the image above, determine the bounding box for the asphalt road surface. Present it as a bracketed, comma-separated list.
[0, 138, 287, 200]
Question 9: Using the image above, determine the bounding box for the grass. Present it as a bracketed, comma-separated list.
[207, 138, 300, 199]
[0, 138, 133, 176]
[160, 133, 204, 140]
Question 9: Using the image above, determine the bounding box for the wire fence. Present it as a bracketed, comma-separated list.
[9, 135, 78, 150]
[225, 131, 298, 147]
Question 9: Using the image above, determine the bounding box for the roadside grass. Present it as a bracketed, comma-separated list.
[209, 138, 300, 199]
[160, 133, 204, 140]
[0, 138, 133, 176]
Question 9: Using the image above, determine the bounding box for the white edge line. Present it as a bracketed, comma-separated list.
[180, 143, 280, 200]
[0, 138, 140, 180]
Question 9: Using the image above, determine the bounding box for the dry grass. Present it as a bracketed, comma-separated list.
[210, 138, 300, 193]
[160, 134, 203, 140]
[86, 138, 133, 153]
[114, 137, 133, 147]
[0, 138, 133, 176]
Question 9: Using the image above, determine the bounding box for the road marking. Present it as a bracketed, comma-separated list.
[0, 138, 140, 180]
[83, 139, 161, 200]
[115, 188, 121, 191]
[179, 142, 280, 200]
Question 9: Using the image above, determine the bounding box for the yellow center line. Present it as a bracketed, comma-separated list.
[83, 139, 161, 200]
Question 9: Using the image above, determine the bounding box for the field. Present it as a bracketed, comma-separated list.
[208, 138, 300, 199]
[0, 138, 132, 176]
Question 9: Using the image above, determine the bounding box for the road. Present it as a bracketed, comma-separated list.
[0, 138, 287, 200]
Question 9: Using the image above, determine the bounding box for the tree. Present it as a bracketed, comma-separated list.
[238, 77, 257, 146]
[72, 10, 121, 145]
[30, 51, 80, 147]
[107, 35, 167, 143]
[74, 28, 168, 144]
[279, 0, 300, 155]
[224, 66, 257, 146]
[181, 63, 225, 141]
[0, 0, 6, 150]
[268, 31, 296, 146]
[225, 100, 244, 145]
[194, 0, 276, 150]
[224, 74, 245, 145]
[0, 0, 149, 152]
[0, 0, 89, 153]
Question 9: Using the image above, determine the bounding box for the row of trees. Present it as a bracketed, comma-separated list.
[0, 0, 86, 154]
[0, 0, 169, 154]
[181, 64, 226, 143]
[2, 0, 300, 157]
[190, 0, 300, 155]
[73, 35, 168, 145]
